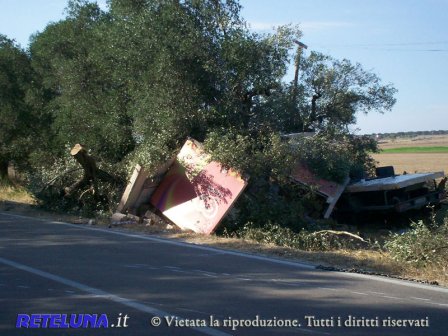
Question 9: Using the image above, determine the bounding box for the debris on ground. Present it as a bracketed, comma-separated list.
[110, 212, 141, 226]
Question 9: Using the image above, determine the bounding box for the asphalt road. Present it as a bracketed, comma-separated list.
[0, 212, 447, 336]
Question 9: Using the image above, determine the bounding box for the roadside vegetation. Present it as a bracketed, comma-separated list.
[221, 207, 448, 286]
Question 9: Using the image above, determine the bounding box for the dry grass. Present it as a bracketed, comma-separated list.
[372, 153, 448, 174]
[0, 185, 36, 204]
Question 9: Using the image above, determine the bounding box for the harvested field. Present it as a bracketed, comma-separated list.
[372, 153, 448, 174]
[374, 135, 448, 174]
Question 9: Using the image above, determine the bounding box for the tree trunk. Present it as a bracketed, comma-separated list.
[0, 160, 9, 182]
[64, 144, 121, 198]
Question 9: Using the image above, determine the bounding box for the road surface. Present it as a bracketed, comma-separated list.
[0, 212, 447, 335]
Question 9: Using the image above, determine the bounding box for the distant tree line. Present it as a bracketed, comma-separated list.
[373, 130, 448, 140]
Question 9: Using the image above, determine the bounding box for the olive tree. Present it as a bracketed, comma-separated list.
[0, 35, 36, 181]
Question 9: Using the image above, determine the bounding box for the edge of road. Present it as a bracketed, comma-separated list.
[2, 211, 448, 294]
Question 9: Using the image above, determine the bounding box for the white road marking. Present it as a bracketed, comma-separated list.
[429, 302, 448, 307]
[17, 285, 30, 289]
[411, 297, 431, 301]
[381, 295, 402, 300]
[194, 270, 218, 276]
[273, 281, 302, 287]
[351, 291, 369, 296]
[202, 274, 218, 278]
[0, 256, 231, 336]
[368, 291, 386, 295]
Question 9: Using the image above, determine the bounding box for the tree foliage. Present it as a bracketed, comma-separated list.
[298, 52, 397, 132]
[2, 0, 397, 221]
[252, 51, 397, 134]
[0, 35, 36, 180]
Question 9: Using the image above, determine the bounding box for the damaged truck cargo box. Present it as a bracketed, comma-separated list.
[116, 139, 247, 235]
[150, 139, 247, 235]
[337, 170, 446, 213]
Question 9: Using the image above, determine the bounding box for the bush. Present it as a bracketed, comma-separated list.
[226, 221, 365, 251]
[385, 219, 448, 267]
[295, 131, 378, 182]
[26, 147, 125, 216]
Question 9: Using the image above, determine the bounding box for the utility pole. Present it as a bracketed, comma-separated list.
[292, 40, 308, 102]
[292, 40, 307, 130]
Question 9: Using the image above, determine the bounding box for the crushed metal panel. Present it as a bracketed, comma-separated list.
[150, 139, 247, 235]
[116, 164, 148, 213]
[291, 163, 349, 218]
[116, 158, 175, 214]
[345, 171, 445, 193]
[132, 157, 176, 210]
[323, 177, 350, 219]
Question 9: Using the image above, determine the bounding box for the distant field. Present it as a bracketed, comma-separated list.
[381, 146, 448, 153]
[374, 135, 448, 174]
[372, 153, 448, 174]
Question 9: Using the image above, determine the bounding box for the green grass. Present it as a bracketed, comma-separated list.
[381, 146, 448, 153]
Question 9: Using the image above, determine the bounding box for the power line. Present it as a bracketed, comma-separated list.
[313, 43, 448, 52]
[315, 41, 448, 48]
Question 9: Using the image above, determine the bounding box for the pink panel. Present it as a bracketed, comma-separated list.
[150, 140, 247, 234]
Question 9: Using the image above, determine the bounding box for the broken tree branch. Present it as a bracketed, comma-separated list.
[313, 230, 369, 244]
[42, 168, 83, 192]
[64, 144, 121, 198]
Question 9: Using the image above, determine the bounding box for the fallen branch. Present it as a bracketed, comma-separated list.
[313, 230, 369, 244]
[42, 168, 83, 191]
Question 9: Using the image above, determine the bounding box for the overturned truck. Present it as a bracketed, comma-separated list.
[336, 167, 446, 214]
[115, 137, 446, 233]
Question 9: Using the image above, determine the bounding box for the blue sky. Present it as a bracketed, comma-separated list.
[1, 0, 447, 134]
